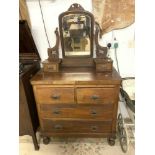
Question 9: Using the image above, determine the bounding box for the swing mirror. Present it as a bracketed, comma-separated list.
[59, 3, 94, 58]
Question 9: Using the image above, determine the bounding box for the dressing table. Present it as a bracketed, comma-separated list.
[31, 3, 121, 146]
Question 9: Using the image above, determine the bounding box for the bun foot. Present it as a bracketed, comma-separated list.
[43, 136, 50, 145]
[107, 137, 115, 146]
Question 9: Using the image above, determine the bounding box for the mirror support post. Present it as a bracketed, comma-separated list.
[48, 28, 60, 62]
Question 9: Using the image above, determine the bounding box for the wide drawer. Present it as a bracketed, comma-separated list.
[35, 87, 75, 104]
[76, 87, 116, 104]
[40, 104, 114, 119]
[41, 119, 112, 133]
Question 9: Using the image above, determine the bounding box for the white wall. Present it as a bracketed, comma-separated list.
[101, 25, 135, 77]
[26, 0, 134, 78]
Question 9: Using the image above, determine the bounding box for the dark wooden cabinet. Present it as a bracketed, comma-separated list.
[19, 20, 40, 150]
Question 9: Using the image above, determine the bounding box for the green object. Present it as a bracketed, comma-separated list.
[114, 42, 118, 49]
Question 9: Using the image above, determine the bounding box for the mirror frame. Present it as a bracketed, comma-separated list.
[59, 3, 94, 58]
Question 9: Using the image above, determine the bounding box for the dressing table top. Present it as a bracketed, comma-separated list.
[31, 67, 121, 85]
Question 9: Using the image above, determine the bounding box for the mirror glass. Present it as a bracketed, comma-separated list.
[62, 14, 91, 57]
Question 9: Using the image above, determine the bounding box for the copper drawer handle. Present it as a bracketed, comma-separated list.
[52, 109, 61, 115]
[91, 95, 99, 100]
[51, 95, 60, 100]
[90, 110, 97, 116]
[91, 126, 98, 131]
[54, 124, 62, 130]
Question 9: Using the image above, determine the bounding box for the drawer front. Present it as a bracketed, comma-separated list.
[43, 63, 59, 72]
[76, 88, 116, 104]
[96, 63, 112, 72]
[40, 104, 114, 119]
[42, 119, 112, 133]
[35, 87, 75, 104]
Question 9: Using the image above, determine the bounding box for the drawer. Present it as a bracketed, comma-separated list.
[43, 63, 58, 72]
[35, 87, 75, 104]
[76, 88, 116, 104]
[96, 63, 112, 72]
[41, 119, 112, 133]
[95, 58, 113, 72]
[40, 104, 114, 119]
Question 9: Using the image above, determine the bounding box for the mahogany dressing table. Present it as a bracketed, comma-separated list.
[31, 4, 121, 146]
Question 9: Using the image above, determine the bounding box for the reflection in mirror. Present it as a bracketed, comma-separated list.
[62, 14, 91, 57]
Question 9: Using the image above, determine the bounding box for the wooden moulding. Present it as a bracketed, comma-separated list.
[42, 59, 61, 72]
[94, 58, 113, 72]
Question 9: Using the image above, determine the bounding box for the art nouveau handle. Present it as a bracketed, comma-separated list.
[54, 125, 62, 130]
[51, 95, 60, 100]
[90, 110, 97, 116]
[91, 126, 97, 131]
[91, 95, 99, 100]
[53, 109, 61, 115]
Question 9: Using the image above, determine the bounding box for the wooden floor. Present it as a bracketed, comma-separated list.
[19, 134, 134, 155]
